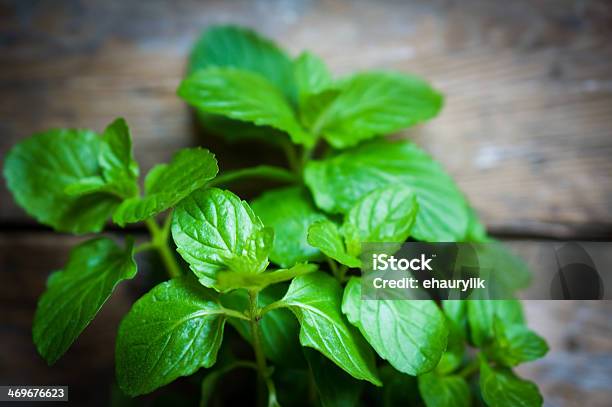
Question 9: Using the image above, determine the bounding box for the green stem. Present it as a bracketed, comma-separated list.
[280, 139, 300, 174]
[459, 357, 480, 378]
[338, 265, 349, 282]
[145, 217, 182, 279]
[134, 241, 156, 254]
[258, 300, 285, 317]
[221, 307, 250, 321]
[209, 165, 296, 188]
[249, 290, 277, 407]
[327, 257, 340, 280]
[301, 146, 315, 165]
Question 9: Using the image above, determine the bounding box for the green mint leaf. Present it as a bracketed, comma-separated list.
[188, 25, 295, 100]
[252, 187, 328, 267]
[305, 348, 363, 407]
[308, 186, 418, 266]
[480, 362, 543, 407]
[346, 186, 418, 243]
[195, 112, 291, 145]
[222, 285, 304, 367]
[221, 227, 274, 275]
[304, 140, 469, 242]
[442, 300, 467, 333]
[299, 89, 341, 131]
[278, 272, 381, 385]
[99, 118, 139, 182]
[294, 51, 333, 99]
[33, 237, 136, 364]
[216, 263, 317, 292]
[63, 176, 108, 196]
[60, 118, 139, 200]
[435, 331, 465, 375]
[143, 163, 168, 194]
[342, 278, 448, 375]
[476, 242, 532, 294]
[4, 128, 122, 233]
[467, 300, 524, 347]
[307, 220, 361, 268]
[178, 67, 313, 147]
[116, 277, 227, 396]
[436, 302, 467, 374]
[418, 372, 471, 407]
[341, 223, 362, 258]
[113, 147, 218, 225]
[172, 188, 266, 287]
[64, 177, 138, 200]
[488, 319, 549, 367]
[310, 71, 443, 148]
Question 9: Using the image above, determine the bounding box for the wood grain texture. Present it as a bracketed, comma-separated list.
[1, 233, 610, 406]
[0, 0, 611, 238]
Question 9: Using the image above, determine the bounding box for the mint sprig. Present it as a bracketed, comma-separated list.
[2, 24, 547, 407]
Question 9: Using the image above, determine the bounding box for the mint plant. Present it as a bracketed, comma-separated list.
[3, 25, 548, 407]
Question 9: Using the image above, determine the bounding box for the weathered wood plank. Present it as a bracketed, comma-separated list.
[1, 233, 611, 405]
[1, 0, 611, 238]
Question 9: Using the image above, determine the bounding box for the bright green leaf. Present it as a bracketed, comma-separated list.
[475, 242, 532, 295]
[33, 237, 136, 364]
[172, 188, 265, 287]
[346, 186, 418, 242]
[342, 278, 448, 375]
[143, 163, 168, 194]
[468, 300, 524, 347]
[64, 177, 137, 200]
[3, 129, 122, 233]
[305, 349, 362, 407]
[113, 147, 218, 225]
[341, 223, 362, 258]
[294, 51, 333, 99]
[304, 140, 469, 242]
[221, 227, 274, 275]
[252, 187, 328, 267]
[299, 89, 341, 131]
[116, 277, 227, 396]
[311, 71, 443, 148]
[178, 68, 313, 146]
[480, 362, 543, 407]
[63, 176, 108, 196]
[216, 263, 317, 292]
[488, 319, 549, 367]
[436, 303, 467, 374]
[307, 220, 360, 268]
[278, 272, 381, 385]
[418, 372, 471, 407]
[197, 111, 292, 145]
[188, 25, 295, 99]
[99, 118, 139, 181]
[442, 300, 467, 333]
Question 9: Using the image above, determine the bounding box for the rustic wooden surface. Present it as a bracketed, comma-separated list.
[0, 1, 611, 406]
[1, 0, 611, 237]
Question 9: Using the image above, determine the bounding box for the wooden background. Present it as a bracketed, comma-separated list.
[0, 0, 611, 406]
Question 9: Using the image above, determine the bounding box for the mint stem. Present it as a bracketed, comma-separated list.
[249, 290, 277, 407]
[209, 165, 296, 188]
[459, 357, 480, 378]
[145, 217, 182, 279]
